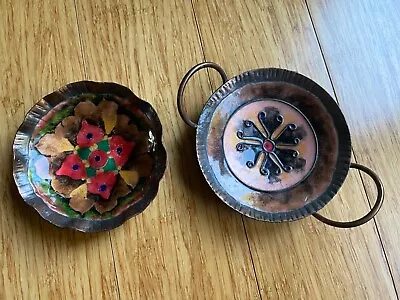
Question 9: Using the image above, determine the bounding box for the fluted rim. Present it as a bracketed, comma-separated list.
[12, 81, 167, 232]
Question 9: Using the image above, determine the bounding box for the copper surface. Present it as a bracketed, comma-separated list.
[223, 99, 317, 192]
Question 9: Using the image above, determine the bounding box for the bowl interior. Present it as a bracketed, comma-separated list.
[13, 81, 166, 231]
[196, 68, 351, 222]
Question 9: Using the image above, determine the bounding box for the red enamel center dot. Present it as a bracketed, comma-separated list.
[88, 150, 108, 169]
[263, 140, 275, 152]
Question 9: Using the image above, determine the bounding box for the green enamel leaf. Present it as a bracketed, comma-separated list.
[83, 207, 111, 219]
[56, 198, 81, 218]
[77, 147, 91, 160]
[102, 211, 112, 218]
[86, 167, 97, 178]
[103, 158, 117, 172]
[38, 105, 74, 136]
[97, 140, 110, 152]
[83, 208, 101, 219]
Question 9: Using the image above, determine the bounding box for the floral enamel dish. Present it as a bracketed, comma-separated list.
[13, 81, 166, 232]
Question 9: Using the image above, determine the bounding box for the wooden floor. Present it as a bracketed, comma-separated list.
[1, 0, 399, 299]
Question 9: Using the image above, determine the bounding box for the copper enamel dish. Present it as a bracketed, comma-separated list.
[178, 62, 383, 228]
[13, 81, 166, 232]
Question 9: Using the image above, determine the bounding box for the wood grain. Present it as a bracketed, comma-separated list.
[74, 0, 260, 298]
[192, 0, 397, 298]
[0, 0, 119, 299]
[307, 0, 400, 294]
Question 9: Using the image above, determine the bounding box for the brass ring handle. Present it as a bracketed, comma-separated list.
[313, 163, 384, 228]
[177, 62, 228, 128]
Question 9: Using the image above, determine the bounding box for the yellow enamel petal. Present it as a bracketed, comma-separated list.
[36, 134, 74, 156]
[119, 170, 140, 188]
[111, 176, 131, 200]
[98, 99, 117, 134]
[69, 183, 87, 198]
[103, 112, 117, 134]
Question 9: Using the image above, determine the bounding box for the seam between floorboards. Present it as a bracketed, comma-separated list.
[352, 151, 399, 299]
[304, 1, 399, 298]
[189, 1, 263, 298]
[109, 232, 122, 300]
[241, 216, 263, 299]
[190, 0, 214, 92]
[73, 0, 88, 78]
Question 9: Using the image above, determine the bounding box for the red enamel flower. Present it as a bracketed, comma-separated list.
[54, 120, 134, 201]
[56, 154, 87, 180]
[77, 120, 105, 147]
[35, 99, 153, 214]
[109, 135, 135, 166]
[87, 172, 117, 199]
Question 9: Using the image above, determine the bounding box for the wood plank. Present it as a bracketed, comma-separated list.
[75, 0, 260, 298]
[0, 0, 119, 299]
[307, 0, 400, 293]
[192, 0, 397, 298]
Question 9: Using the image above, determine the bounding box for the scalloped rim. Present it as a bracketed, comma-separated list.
[196, 68, 351, 222]
[12, 81, 167, 232]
